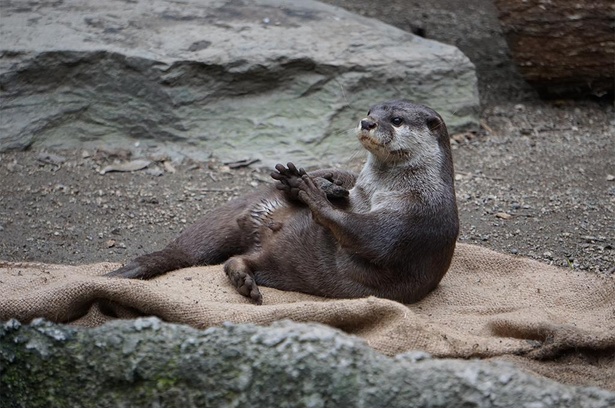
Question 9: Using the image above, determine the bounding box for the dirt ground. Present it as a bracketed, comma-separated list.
[1, 0, 614, 276]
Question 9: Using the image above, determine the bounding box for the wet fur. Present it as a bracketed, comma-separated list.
[107, 100, 459, 304]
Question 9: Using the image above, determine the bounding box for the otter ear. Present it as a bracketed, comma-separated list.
[426, 115, 442, 132]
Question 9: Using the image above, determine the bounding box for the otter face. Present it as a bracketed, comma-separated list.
[356, 100, 449, 166]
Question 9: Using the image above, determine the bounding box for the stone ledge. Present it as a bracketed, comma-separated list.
[1, 318, 614, 407]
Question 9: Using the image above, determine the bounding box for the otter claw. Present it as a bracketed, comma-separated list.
[285, 162, 306, 176]
[272, 162, 305, 179]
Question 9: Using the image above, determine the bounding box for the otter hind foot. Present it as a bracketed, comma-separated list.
[224, 257, 263, 305]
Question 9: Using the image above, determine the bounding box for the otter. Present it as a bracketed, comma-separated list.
[106, 100, 459, 305]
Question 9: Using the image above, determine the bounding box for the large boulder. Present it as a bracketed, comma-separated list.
[2, 318, 614, 407]
[0, 0, 478, 166]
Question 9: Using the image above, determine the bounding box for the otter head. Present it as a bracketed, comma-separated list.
[356, 100, 451, 170]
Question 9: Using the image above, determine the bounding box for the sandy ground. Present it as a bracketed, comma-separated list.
[1, 0, 613, 275]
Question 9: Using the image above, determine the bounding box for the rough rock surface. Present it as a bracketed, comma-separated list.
[0, 0, 478, 166]
[494, 0, 614, 98]
[1, 318, 614, 407]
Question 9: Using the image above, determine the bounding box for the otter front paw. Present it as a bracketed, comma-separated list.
[315, 176, 349, 199]
[271, 163, 348, 201]
[295, 174, 329, 208]
[271, 162, 306, 201]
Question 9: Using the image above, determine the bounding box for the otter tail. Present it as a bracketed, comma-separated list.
[105, 245, 194, 280]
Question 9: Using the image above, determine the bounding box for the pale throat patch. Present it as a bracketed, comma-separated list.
[396, 126, 443, 167]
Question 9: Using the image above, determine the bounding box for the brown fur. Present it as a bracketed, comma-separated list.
[107, 100, 459, 304]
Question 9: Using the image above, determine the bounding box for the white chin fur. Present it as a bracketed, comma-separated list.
[356, 123, 442, 168]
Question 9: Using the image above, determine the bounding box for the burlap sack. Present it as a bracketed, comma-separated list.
[1, 243, 613, 390]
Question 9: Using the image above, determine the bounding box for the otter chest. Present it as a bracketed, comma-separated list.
[350, 186, 403, 213]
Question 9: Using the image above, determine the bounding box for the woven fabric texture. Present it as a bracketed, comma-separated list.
[1, 243, 613, 390]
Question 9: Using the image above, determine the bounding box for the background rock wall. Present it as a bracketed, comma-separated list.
[1, 0, 479, 166]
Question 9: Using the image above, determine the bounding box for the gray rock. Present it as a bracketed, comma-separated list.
[0, 0, 478, 167]
[1, 318, 614, 407]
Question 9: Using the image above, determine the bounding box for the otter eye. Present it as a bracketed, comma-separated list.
[391, 117, 403, 127]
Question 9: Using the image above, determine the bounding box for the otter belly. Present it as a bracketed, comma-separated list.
[238, 196, 311, 251]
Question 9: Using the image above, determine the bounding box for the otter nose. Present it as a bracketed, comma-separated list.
[360, 119, 377, 130]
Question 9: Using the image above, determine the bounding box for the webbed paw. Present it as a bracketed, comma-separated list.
[271, 162, 307, 201]
[271, 163, 348, 201]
